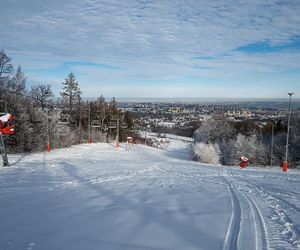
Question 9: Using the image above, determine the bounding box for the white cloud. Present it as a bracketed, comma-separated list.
[0, 0, 299, 97]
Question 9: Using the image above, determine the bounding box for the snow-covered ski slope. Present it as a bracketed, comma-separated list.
[0, 138, 299, 250]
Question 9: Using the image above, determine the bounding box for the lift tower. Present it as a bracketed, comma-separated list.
[0, 113, 14, 166]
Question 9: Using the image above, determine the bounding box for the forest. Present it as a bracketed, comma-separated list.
[192, 114, 300, 168]
[1, 49, 299, 168]
[0, 50, 133, 154]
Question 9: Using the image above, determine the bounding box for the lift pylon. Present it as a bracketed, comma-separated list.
[0, 134, 9, 166]
[0, 113, 14, 166]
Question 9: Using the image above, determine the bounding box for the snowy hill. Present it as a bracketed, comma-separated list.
[0, 138, 299, 250]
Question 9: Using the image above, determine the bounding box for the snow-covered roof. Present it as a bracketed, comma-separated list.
[0, 113, 11, 123]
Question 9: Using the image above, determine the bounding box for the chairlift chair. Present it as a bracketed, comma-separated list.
[91, 120, 102, 128]
[58, 118, 70, 124]
[120, 122, 128, 129]
[58, 113, 70, 125]
[108, 121, 117, 129]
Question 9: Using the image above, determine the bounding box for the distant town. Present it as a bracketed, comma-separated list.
[119, 99, 300, 136]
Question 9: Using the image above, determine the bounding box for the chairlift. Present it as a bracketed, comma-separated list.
[58, 126, 68, 137]
[58, 119, 70, 125]
[91, 120, 102, 128]
[58, 113, 70, 125]
[120, 122, 128, 129]
[108, 121, 117, 129]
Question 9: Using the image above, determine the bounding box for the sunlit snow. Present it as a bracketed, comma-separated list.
[0, 137, 299, 250]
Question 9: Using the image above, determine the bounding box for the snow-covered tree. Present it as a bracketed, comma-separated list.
[193, 118, 235, 144]
[290, 111, 300, 168]
[193, 142, 221, 165]
[220, 133, 268, 166]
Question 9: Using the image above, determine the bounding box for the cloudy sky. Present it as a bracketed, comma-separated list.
[1, 0, 300, 98]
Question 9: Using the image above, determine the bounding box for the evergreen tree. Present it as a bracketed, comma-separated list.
[60, 73, 81, 113]
[109, 97, 118, 117]
[124, 111, 133, 129]
[9, 66, 26, 94]
[98, 94, 106, 122]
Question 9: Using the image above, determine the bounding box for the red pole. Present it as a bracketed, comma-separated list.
[47, 142, 51, 152]
[283, 161, 288, 172]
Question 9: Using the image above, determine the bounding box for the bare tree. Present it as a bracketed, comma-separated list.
[0, 50, 13, 79]
[30, 84, 53, 109]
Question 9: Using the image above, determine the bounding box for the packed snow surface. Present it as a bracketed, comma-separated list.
[0, 138, 299, 250]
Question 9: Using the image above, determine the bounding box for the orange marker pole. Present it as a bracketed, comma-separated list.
[47, 142, 51, 152]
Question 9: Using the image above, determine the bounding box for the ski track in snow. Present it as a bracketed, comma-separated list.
[0, 139, 299, 250]
[225, 174, 270, 250]
[222, 177, 241, 250]
[232, 174, 300, 249]
[223, 168, 300, 250]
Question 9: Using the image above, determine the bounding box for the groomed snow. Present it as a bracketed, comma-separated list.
[0, 138, 299, 250]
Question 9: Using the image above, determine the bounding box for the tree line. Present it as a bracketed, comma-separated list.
[192, 114, 300, 168]
[1, 49, 298, 168]
[0, 49, 133, 153]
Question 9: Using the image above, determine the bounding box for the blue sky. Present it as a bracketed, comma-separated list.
[0, 0, 300, 98]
